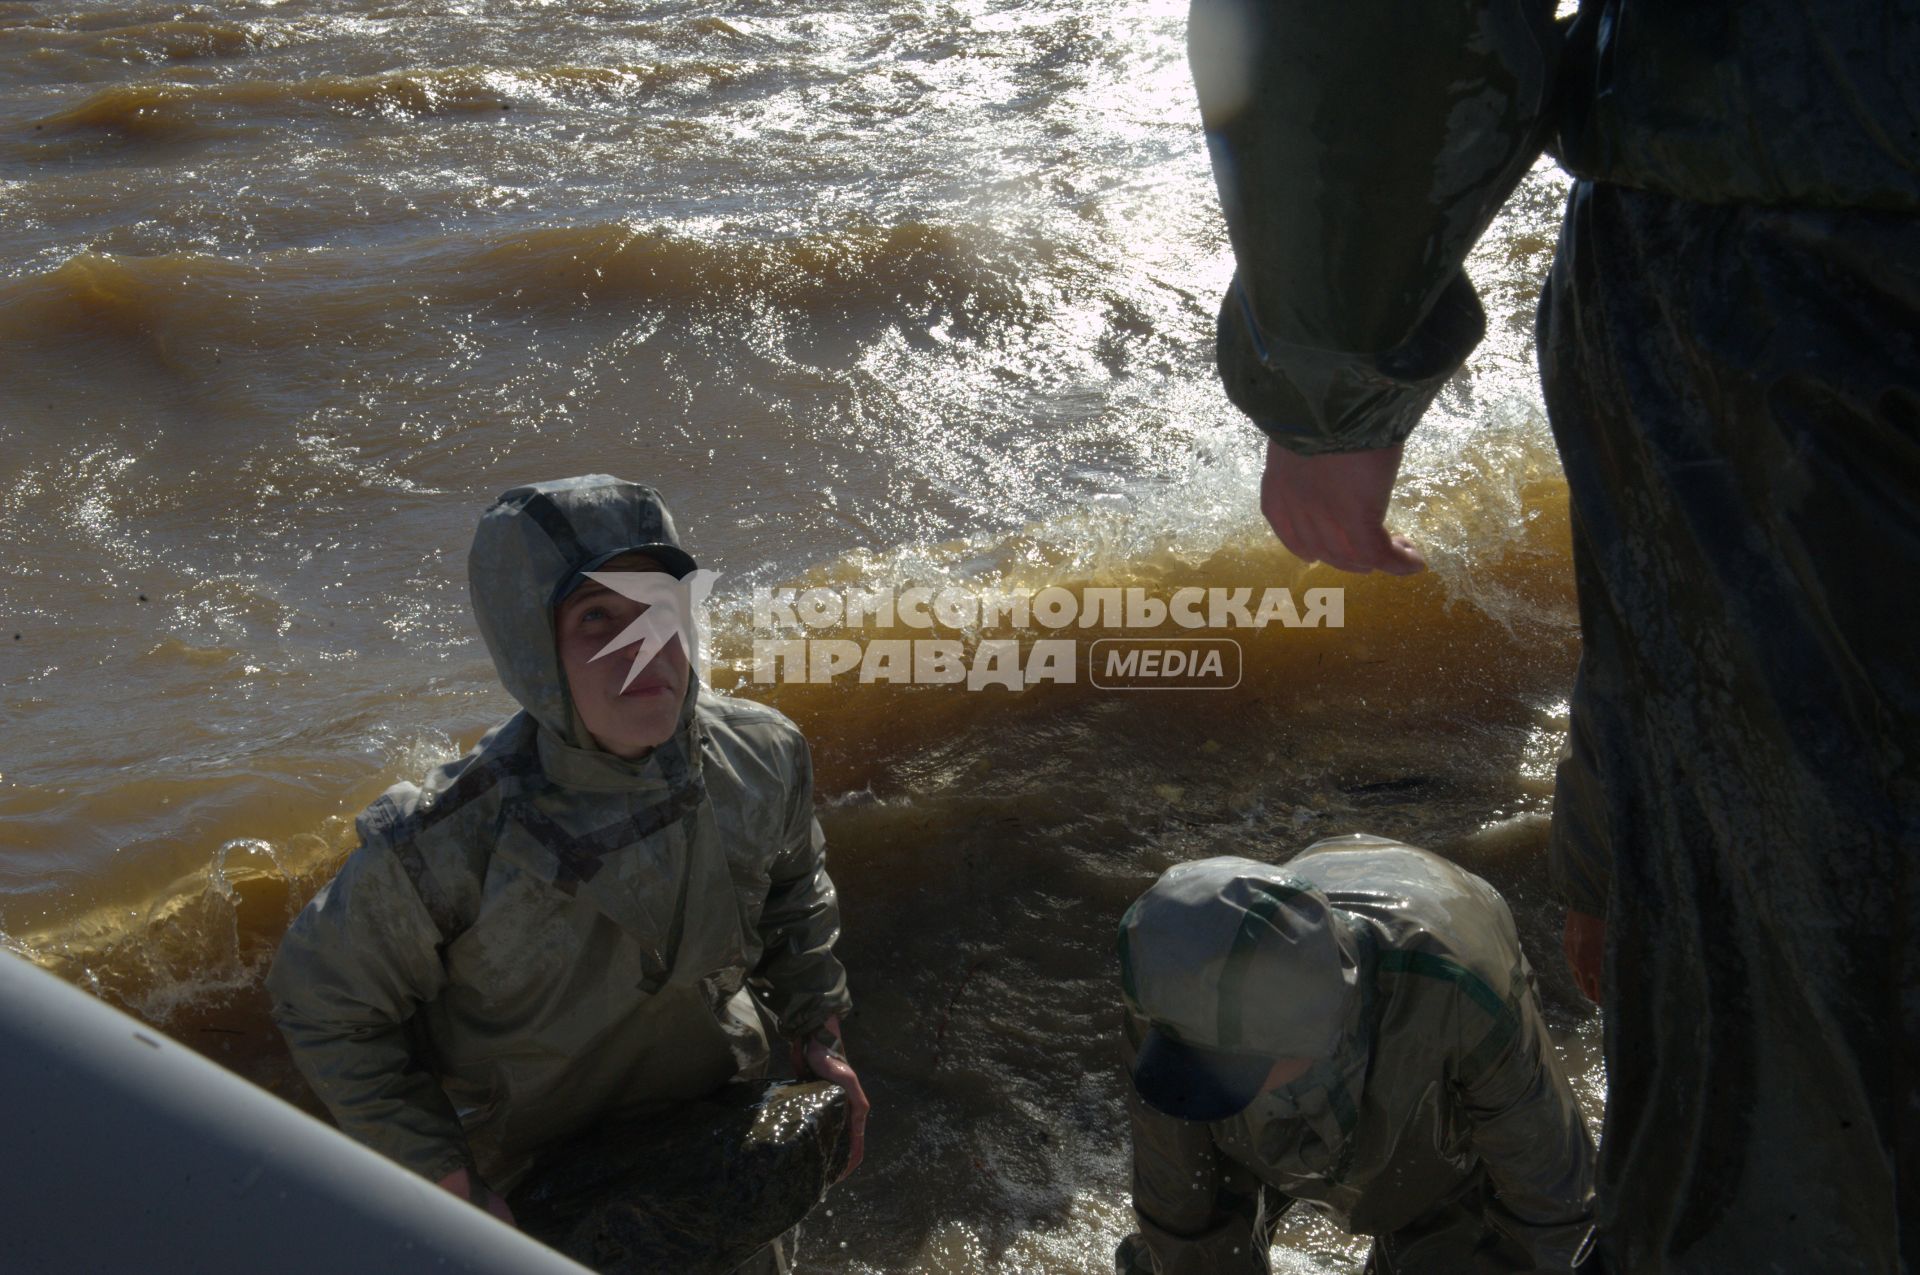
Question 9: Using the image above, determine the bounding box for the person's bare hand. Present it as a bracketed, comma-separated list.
[436, 1166, 516, 1226]
[1260, 439, 1426, 575]
[1563, 909, 1606, 1004]
[792, 1016, 869, 1181]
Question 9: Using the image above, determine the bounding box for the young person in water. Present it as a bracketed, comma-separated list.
[268, 475, 865, 1270]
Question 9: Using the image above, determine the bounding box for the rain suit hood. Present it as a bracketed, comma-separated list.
[268, 478, 850, 1197]
[469, 473, 702, 760]
[1118, 857, 1367, 1121]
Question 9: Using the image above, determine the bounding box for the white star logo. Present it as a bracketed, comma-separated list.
[583, 569, 719, 691]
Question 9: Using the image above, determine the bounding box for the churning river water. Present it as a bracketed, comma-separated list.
[0, 1, 1599, 1270]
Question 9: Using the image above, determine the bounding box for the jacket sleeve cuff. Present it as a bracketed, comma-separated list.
[769, 981, 853, 1041]
[1219, 269, 1485, 456]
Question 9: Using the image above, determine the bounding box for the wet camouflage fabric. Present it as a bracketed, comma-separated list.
[508, 1078, 850, 1275]
[1122, 838, 1595, 1274]
[267, 476, 851, 1195]
[1541, 185, 1919, 1273]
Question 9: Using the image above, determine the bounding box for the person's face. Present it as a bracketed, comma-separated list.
[553, 553, 691, 759]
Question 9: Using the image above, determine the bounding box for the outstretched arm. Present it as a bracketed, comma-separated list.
[1191, 0, 1561, 566]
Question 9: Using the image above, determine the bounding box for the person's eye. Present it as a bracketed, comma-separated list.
[581, 605, 610, 623]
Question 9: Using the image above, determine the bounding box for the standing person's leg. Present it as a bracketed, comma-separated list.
[1538, 180, 1920, 1273]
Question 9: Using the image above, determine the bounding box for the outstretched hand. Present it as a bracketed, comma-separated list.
[793, 1015, 869, 1181]
[1260, 439, 1426, 575]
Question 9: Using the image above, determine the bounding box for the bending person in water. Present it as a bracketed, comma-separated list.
[267, 475, 867, 1272]
[1115, 836, 1595, 1274]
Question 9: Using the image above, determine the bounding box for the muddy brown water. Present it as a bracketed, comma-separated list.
[0, 2, 1596, 1270]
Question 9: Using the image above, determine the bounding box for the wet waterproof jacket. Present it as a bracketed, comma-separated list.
[267, 478, 851, 1192]
[1125, 836, 1595, 1273]
[1190, 2, 1920, 1270]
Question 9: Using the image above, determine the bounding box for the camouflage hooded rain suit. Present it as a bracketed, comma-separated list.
[267, 476, 851, 1212]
